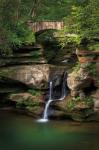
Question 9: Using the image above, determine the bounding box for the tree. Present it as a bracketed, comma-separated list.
[57, 0, 99, 50]
[0, 0, 35, 55]
[0, 0, 74, 55]
[34, 0, 71, 21]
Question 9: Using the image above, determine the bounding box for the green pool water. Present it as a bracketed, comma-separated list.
[0, 111, 99, 150]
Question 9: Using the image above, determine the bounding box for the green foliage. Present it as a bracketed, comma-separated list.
[68, 0, 99, 39]
[67, 95, 94, 121]
[37, 30, 60, 61]
[37, 30, 58, 43]
[7, 23, 35, 46]
[58, 0, 99, 49]
[28, 89, 42, 96]
[88, 42, 99, 51]
[16, 97, 40, 109]
[66, 96, 94, 111]
[72, 62, 81, 72]
[30, 50, 42, 60]
[56, 28, 81, 49]
[0, 0, 35, 55]
[0, 0, 98, 54]
[33, 0, 71, 21]
[86, 63, 97, 76]
[1, 0, 71, 55]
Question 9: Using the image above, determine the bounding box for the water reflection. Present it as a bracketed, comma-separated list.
[0, 111, 99, 150]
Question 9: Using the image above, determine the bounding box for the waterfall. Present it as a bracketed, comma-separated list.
[43, 82, 53, 120]
[37, 71, 67, 123]
[37, 81, 53, 122]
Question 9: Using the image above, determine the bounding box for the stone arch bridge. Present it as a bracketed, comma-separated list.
[28, 21, 64, 33]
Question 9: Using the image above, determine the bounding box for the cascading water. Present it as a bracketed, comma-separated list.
[37, 71, 68, 123]
[43, 81, 53, 120]
[37, 81, 53, 122]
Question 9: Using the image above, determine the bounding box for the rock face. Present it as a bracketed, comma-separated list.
[65, 57, 99, 121]
[67, 67, 92, 97]
[9, 92, 44, 117]
[92, 89, 99, 111]
[0, 64, 66, 90]
[0, 65, 50, 89]
[93, 62, 99, 88]
[0, 46, 99, 121]
[66, 97, 94, 121]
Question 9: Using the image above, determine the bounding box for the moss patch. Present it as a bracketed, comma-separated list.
[66, 96, 94, 121]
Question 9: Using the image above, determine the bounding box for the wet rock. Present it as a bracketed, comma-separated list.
[52, 74, 62, 87]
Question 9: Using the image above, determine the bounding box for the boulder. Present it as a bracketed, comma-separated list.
[67, 67, 92, 97]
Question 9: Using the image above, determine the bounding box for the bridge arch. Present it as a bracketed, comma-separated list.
[34, 29, 58, 36]
[28, 21, 64, 33]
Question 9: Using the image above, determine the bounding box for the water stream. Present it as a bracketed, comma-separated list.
[38, 81, 53, 122]
[38, 71, 67, 122]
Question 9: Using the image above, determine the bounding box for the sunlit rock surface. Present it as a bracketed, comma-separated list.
[0, 65, 50, 89]
[92, 89, 99, 111]
[67, 67, 92, 97]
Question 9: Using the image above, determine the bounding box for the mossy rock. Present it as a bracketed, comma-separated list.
[85, 112, 99, 121]
[66, 97, 94, 121]
[70, 109, 94, 121]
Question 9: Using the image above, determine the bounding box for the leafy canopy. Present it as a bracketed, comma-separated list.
[57, 0, 99, 50]
[0, 0, 35, 55]
[0, 0, 99, 55]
